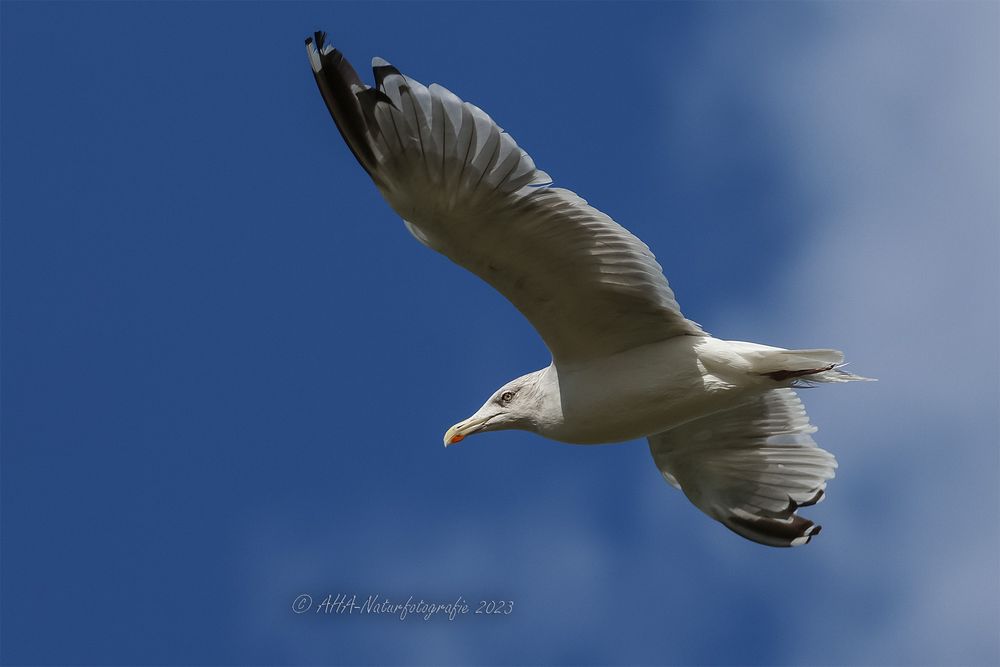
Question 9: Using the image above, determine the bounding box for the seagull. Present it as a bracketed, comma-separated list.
[305, 32, 870, 547]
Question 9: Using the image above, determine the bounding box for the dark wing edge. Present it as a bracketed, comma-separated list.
[649, 389, 837, 548]
[306, 32, 384, 185]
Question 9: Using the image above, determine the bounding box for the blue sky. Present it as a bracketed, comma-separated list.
[2, 2, 997, 665]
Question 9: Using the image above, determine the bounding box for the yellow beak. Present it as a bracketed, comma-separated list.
[443, 415, 492, 447]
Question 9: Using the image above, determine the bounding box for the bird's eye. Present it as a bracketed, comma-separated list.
[499, 391, 515, 405]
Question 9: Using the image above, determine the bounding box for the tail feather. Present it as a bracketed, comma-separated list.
[802, 364, 874, 384]
[732, 344, 875, 384]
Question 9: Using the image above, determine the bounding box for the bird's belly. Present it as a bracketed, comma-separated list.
[548, 337, 742, 444]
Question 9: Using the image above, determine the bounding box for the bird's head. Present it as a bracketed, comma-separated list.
[443, 369, 553, 447]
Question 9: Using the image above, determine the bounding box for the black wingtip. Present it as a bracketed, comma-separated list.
[305, 31, 383, 183]
[726, 512, 823, 548]
[796, 489, 825, 509]
[358, 87, 395, 108]
[372, 60, 402, 92]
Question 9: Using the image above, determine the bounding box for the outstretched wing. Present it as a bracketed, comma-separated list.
[306, 33, 705, 366]
[648, 389, 837, 547]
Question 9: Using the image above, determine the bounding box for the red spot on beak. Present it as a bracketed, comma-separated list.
[449, 433, 464, 445]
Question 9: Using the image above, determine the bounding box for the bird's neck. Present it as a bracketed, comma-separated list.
[528, 365, 565, 435]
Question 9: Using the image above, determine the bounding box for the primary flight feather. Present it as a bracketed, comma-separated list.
[305, 31, 870, 547]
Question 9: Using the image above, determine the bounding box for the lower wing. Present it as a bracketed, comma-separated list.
[648, 389, 837, 547]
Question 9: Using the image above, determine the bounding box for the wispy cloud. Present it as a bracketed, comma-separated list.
[237, 4, 998, 664]
[661, 3, 999, 664]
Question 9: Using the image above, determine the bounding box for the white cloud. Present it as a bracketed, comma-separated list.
[659, 3, 999, 664]
[237, 5, 998, 664]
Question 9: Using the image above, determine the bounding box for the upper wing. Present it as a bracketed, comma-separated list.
[648, 389, 837, 547]
[306, 33, 705, 366]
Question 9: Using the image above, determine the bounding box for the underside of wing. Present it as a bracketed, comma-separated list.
[648, 389, 837, 547]
[306, 33, 705, 365]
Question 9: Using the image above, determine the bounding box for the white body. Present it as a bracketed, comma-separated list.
[306, 34, 870, 547]
[540, 337, 759, 444]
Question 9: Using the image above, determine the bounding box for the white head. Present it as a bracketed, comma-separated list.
[443, 368, 558, 446]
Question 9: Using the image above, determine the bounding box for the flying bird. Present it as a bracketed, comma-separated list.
[305, 32, 870, 547]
